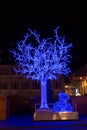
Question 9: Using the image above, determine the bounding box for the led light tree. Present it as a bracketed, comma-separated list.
[11, 27, 72, 109]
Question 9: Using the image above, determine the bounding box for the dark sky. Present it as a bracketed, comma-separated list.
[0, 0, 87, 73]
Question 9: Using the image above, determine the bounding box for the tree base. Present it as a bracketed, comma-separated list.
[34, 109, 78, 121]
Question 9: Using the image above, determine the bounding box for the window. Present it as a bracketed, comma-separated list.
[0, 83, 8, 89]
[11, 68, 15, 75]
[32, 80, 40, 89]
[1, 69, 9, 75]
[11, 83, 19, 89]
[21, 82, 29, 89]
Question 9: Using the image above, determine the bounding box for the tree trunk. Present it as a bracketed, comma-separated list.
[40, 81, 49, 109]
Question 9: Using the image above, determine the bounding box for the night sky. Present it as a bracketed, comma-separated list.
[0, 0, 87, 73]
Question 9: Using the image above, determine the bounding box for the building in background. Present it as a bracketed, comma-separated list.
[0, 65, 65, 99]
[0, 64, 87, 98]
[65, 64, 87, 96]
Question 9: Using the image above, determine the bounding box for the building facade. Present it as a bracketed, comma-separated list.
[65, 64, 87, 96]
[0, 65, 65, 99]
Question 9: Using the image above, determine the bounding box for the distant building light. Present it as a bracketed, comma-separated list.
[65, 85, 68, 88]
[75, 93, 81, 96]
[80, 77, 82, 80]
[75, 88, 81, 96]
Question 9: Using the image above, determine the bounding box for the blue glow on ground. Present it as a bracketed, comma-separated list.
[0, 114, 87, 128]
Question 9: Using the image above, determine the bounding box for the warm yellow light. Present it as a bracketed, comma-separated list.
[65, 85, 68, 88]
[80, 77, 82, 80]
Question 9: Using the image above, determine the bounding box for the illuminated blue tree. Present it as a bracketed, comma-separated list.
[11, 27, 72, 109]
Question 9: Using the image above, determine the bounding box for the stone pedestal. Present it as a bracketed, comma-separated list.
[34, 109, 78, 121]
